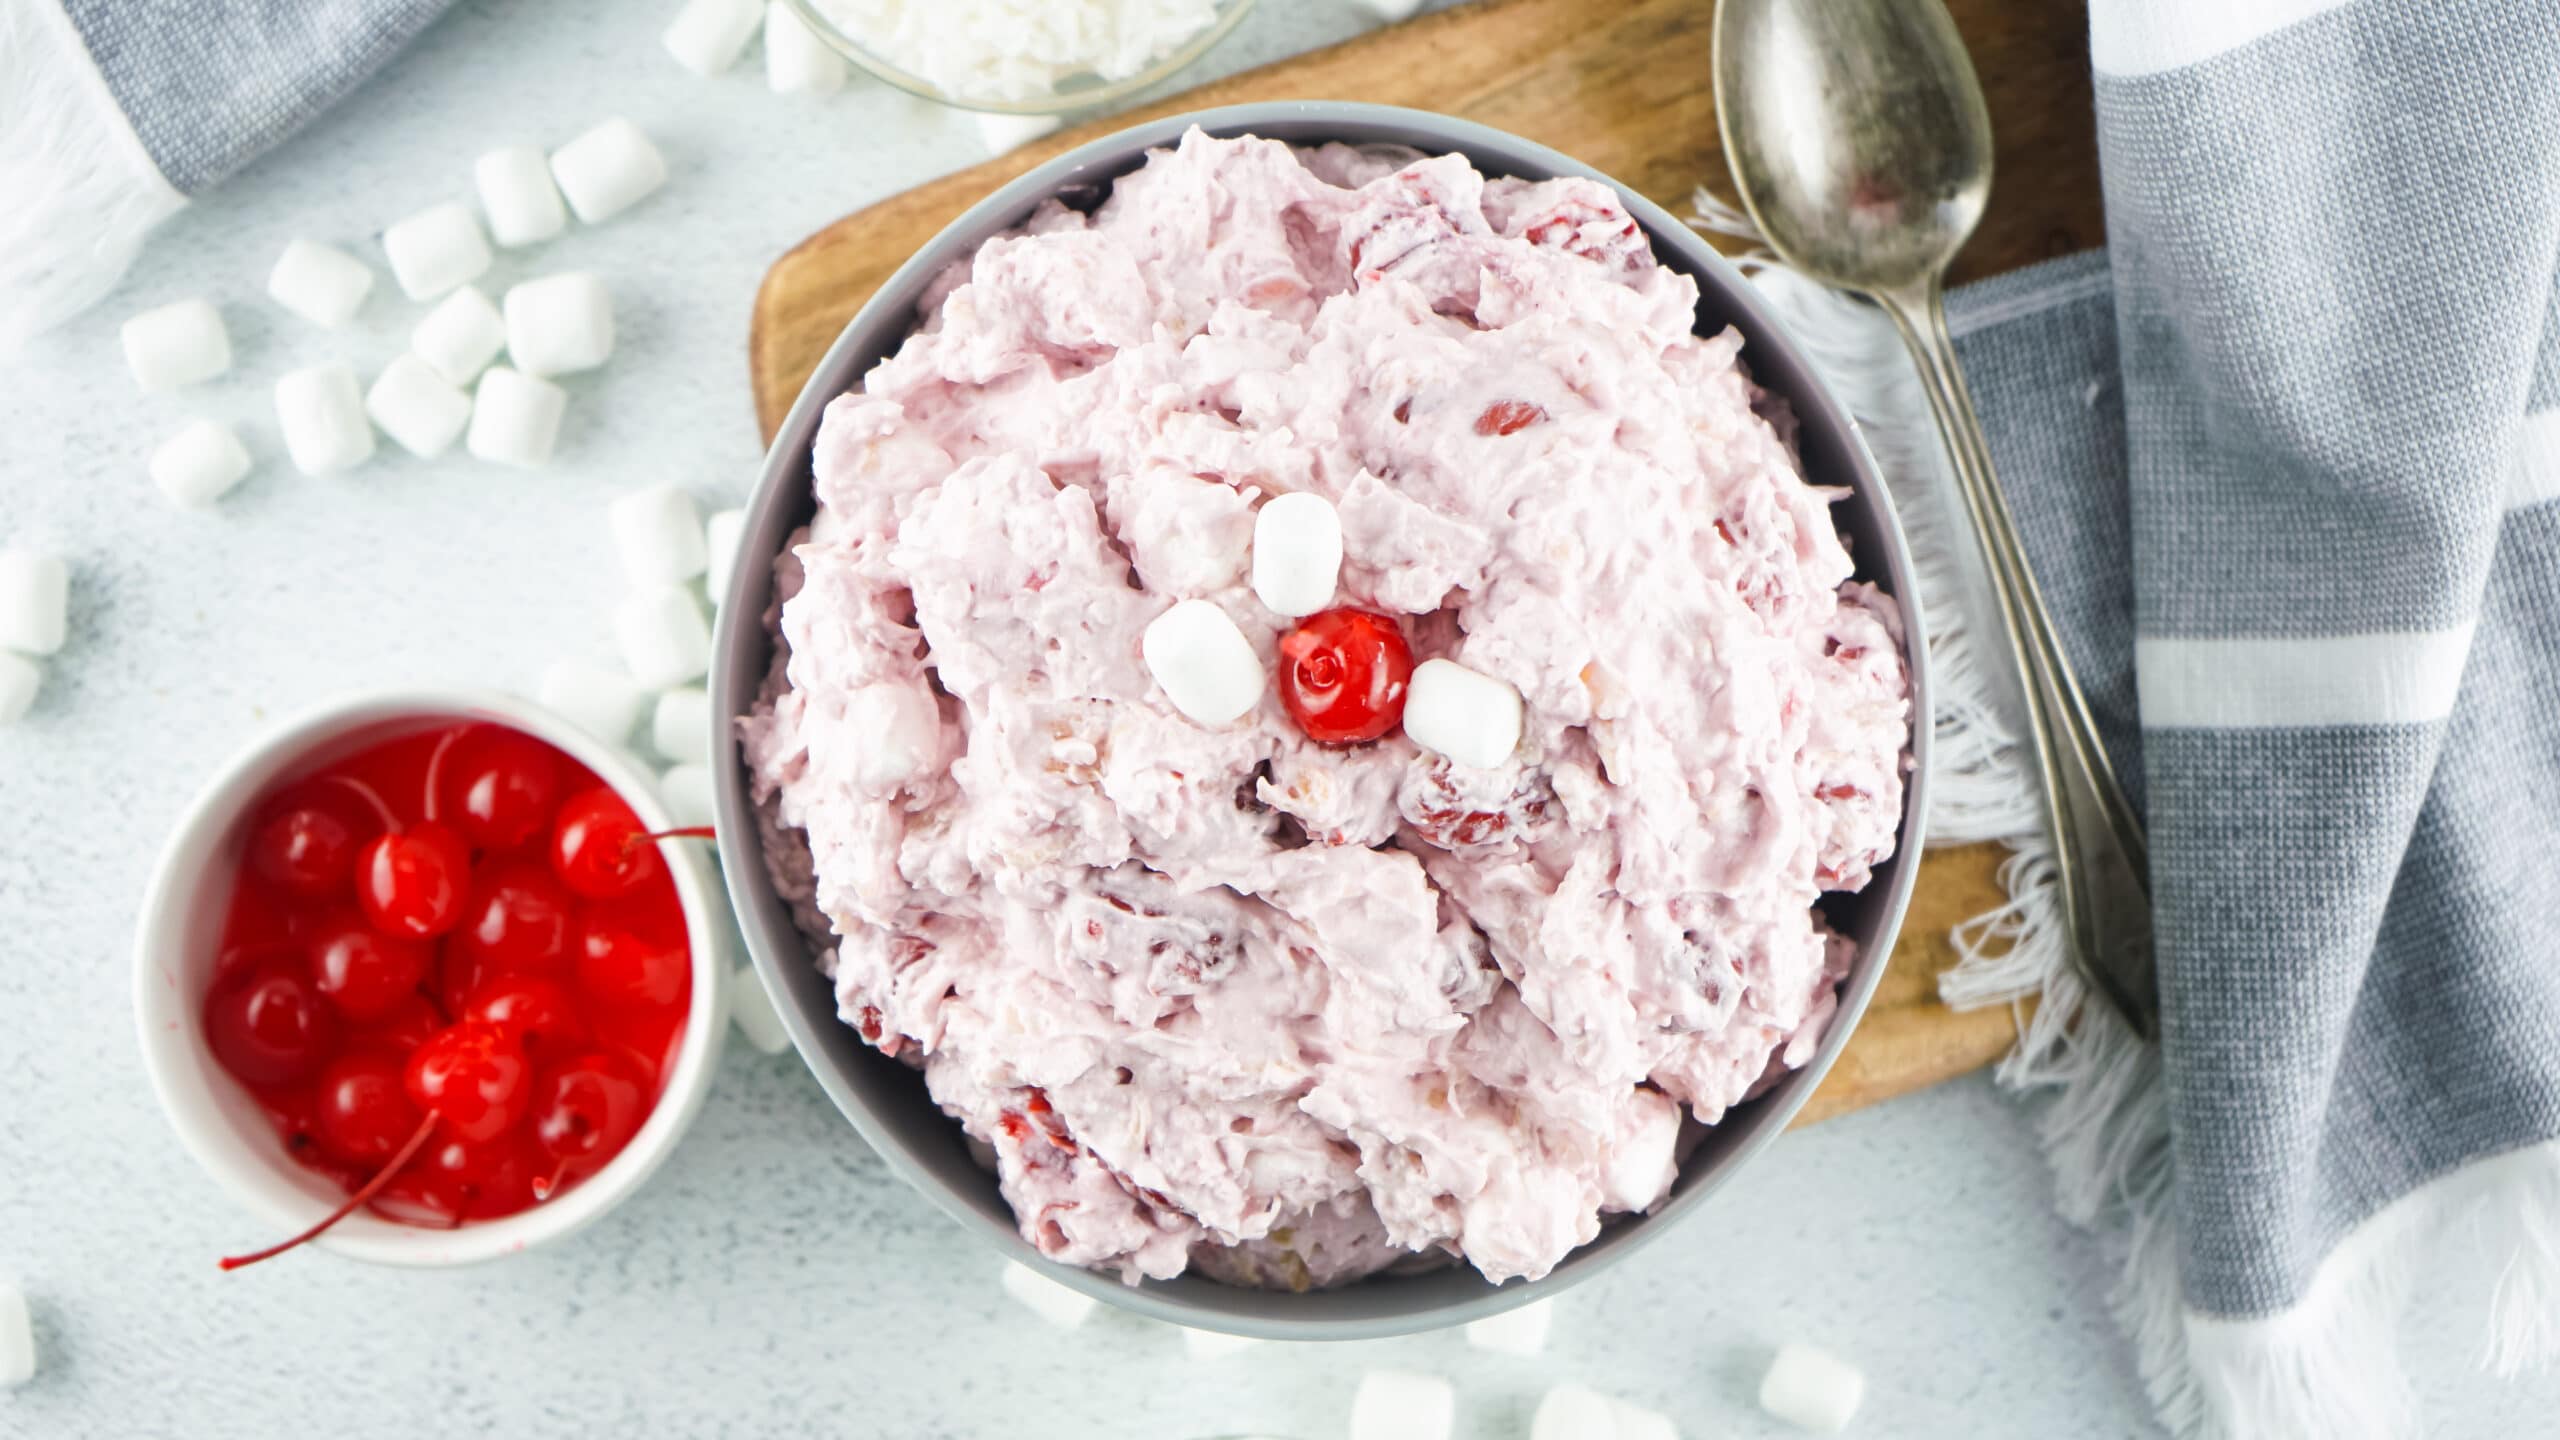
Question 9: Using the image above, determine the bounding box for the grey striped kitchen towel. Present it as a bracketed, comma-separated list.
[1942, 1, 2560, 1434]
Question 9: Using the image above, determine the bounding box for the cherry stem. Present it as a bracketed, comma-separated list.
[419, 726, 469, 825]
[531, 1156, 573, 1203]
[643, 826, 717, 844]
[321, 774, 403, 834]
[218, 1113, 439, 1272]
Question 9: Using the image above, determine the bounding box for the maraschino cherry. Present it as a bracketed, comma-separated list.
[1276, 607, 1414, 745]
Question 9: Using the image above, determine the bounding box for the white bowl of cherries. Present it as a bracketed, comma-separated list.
[134, 688, 729, 1268]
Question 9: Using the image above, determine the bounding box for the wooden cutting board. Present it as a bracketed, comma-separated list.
[746, 0, 2102, 1126]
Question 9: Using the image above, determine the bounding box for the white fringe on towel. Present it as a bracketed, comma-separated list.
[1689, 189, 2560, 1439]
[0, 0, 185, 352]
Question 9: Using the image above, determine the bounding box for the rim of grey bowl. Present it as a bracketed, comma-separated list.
[711, 101, 1933, 1341]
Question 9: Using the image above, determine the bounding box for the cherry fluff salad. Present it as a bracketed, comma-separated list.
[745, 130, 1911, 1288]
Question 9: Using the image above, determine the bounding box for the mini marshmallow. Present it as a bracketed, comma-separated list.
[1759, 1343, 1865, 1434]
[1000, 1261, 1096, 1330]
[149, 420, 253, 508]
[1529, 1383, 1617, 1440]
[538, 659, 648, 741]
[1612, 1400, 1680, 1440]
[1250, 490, 1342, 616]
[1404, 658, 1524, 769]
[844, 682, 942, 790]
[413, 285, 508, 386]
[704, 507, 746, 603]
[120, 299, 230, 391]
[475, 144, 568, 247]
[616, 586, 712, 689]
[764, 0, 846, 93]
[1347, 1370, 1453, 1440]
[653, 686, 713, 762]
[381, 201, 492, 301]
[466, 367, 568, 468]
[552, 118, 668, 224]
[1142, 599, 1264, 728]
[661, 763, 715, 828]
[663, 0, 762, 74]
[0, 551, 67, 657]
[611, 483, 706, 586]
[0, 653, 38, 725]
[267, 239, 374, 328]
[728, 962, 793, 1054]
[975, 110, 1063, 157]
[0, 1277, 31, 1385]
[505, 272, 615, 377]
[1180, 1326, 1261, 1359]
[1463, 1296, 1553, 1357]
[1348, 0, 1425, 18]
[274, 365, 376, 477]
[365, 355, 472, 459]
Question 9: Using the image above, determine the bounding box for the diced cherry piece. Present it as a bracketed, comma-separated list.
[357, 822, 473, 940]
[312, 1052, 424, 1167]
[1276, 608, 1415, 746]
[1474, 400, 1547, 436]
[447, 860, 574, 973]
[403, 1020, 531, 1143]
[530, 1051, 650, 1195]
[307, 911, 432, 1021]
[550, 787, 664, 901]
[353, 994, 443, 1055]
[205, 955, 338, 1087]
[465, 974, 591, 1058]
[573, 910, 687, 1011]
[442, 728, 561, 850]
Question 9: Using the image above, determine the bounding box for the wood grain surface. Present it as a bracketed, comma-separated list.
[746, 0, 2103, 1123]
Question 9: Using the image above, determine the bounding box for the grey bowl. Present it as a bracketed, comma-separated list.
[710, 101, 1932, 1339]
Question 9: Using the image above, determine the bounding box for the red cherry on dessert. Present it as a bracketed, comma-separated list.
[307, 912, 432, 1021]
[403, 1020, 531, 1143]
[247, 799, 362, 901]
[447, 860, 574, 973]
[357, 822, 473, 940]
[550, 787, 664, 901]
[443, 728, 561, 849]
[205, 953, 339, 1087]
[312, 1052, 424, 1167]
[1276, 608, 1414, 745]
[573, 911, 688, 1011]
[530, 1051, 651, 1195]
[465, 974, 592, 1057]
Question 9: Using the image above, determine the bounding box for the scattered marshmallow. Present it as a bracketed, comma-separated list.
[274, 365, 376, 477]
[1348, 1370, 1454, 1440]
[0, 550, 63, 658]
[1180, 1325, 1262, 1359]
[1000, 1261, 1096, 1330]
[267, 239, 374, 328]
[475, 144, 568, 248]
[663, 0, 763, 75]
[120, 299, 230, 391]
[1463, 1296, 1553, 1357]
[1613, 1400, 1680, 1440]
[552, 118, 668, 225]
[661, 763, 715, 828]
[466, 367, 568, 468]
[365, 355, 472, 459]
[0, 1278, 30, 1385]
[1250, 490, 1341, 617]
[610, 483, 706, 586]
[844, 682, 941, 790]
[728, 962, 792, 1054]
[1404, 658, 1524, 769]
[0, 653, 38, 725]
[653, 685, 713, 761]
[1142, 599, 1264, 727]
[764, 0, 846, 93]
[1349, 0, 1426, 19]
[1759, 1343, 1865, 1434]
[504, 273, 616, 377]
[975, 109, 1063, 157]
[381, 201, 492, 301]
[616, 586, 712, 689]
[704, 507, 746, 603]
[149, 420, 253, 508]
[1530, 1383, 1618, 1440]
[413, 285, 508, 387]
[538, 659, 648, 741]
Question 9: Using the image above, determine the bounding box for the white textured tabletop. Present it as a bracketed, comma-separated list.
[1, 1, 2548, 1435]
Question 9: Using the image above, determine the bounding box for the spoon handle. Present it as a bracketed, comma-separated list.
[1876, 282, 2159, 1037]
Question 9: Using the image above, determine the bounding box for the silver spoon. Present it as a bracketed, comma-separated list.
[1713, 0, 2157, 1035]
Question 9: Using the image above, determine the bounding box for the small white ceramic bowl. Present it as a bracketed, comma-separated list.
[134, 688, 729, 1266]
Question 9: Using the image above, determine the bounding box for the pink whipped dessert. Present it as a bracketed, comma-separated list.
[745, 130, 1910, 1287]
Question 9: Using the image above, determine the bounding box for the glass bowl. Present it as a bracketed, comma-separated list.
[782, 0, 1257, 115]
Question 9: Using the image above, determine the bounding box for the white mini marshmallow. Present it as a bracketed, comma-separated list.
[661, 763, 715, 828]
[1613, 1400, 1680, 1440]
[610, 483, 706, 586]
[1142, 599, 1264, 727]
[1180, 1326, 1261, 1359]
[0, 653, 38, 725]
[552, 118, 668, 224]
[1463, 1296, 1553, 1357]
[616, 585, 711, 689]
[150, 420, 253, 508]
[975, 110, 1063, 157]
[273, 365, 376, 477]
[1759, 1343, 1865, 1434]
[413, 285, 508, 386]
[381, 201, 492, 300]
[663, 0, 762, 74]
[728, 962, 792, 1054]
[1000, 1261, 1096, 1330]
[1250, 490, 1342, 617]
[538, 659, 648, 741]
[365, 355, 472, 459]
[704, 507, 746, 604]
[1529, 1383, 1618, 1440]
[267, 239, 374, 328]
[466, 367, 568, 468]
[475, 144, 568, 247]
[844, 682, 941, 790]
[1404, 658, 1524, 769]
[1348, 1370, 1454, 1440]
[1349, 0, 1425, 18]
[120, 299, 230, 391]
[505, 272, 615, 377]
[0, 550, 62, 658]
[763, 0, 845, 93]
[653, 685, 713, 762]
[0, 1278, 31, 1385]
